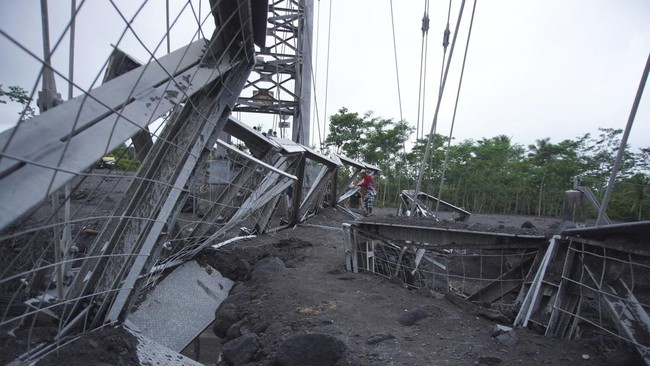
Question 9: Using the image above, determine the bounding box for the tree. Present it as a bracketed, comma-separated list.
[0, 84, 36, 120]
[468, 136, 525, 213]
[527, 138, 581, 216]
[323, 107, 368, 159]
[325, 107, 413, 205]
[579, 128, 636, 190]
[362, 115, 413, 204]
[621, 173, 650, 220]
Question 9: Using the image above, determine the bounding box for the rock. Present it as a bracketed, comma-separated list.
[235, 258, 251, 280]
[366, 333, 395, 345]
[389, 276, 407, 289]
[213, 303, 243, 338]
[216, 291, 252, 314]
[251, 321, 270, 335]
[495, 330, 518, 346]
[221, 333, 259, 366]
[477, 308, 511, 324]
[250, 257, 285, 282]
[491, 324, 513, 337]
[275, 333, 347, 366]
[521, 221, 535, 229]
[398, 307, 429, 326]
[226, 318, 249, 340]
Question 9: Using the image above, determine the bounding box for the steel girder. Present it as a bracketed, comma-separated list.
[61, 1, 259, 327]
[0, 39, 223, 231]
[351, 221, 548, 250]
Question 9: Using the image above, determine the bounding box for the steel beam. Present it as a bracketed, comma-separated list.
[0, 38, 233, 230]
[298, 165, 330, 219]
[102, 47, 153, 161]
[580, 259, 650, 363]
[351, 221, 548, 250]
[467, 256, 535, 304]
[63, 0, 258, 326]
[514, 237, 559, 328]
[289, 155, 306, 225]
[234, 0, 314, 144]
[106, 63, 252, 323]
[546, 241, 582, 338]
[400, 190, 471, 221]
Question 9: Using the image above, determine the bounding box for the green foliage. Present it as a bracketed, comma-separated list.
[326, 107, 650, 220]
[326, 108, 414, 207]
[324, 107, 367, 158]
[108, 145, 140, 172]
[0, 84, 36, 120]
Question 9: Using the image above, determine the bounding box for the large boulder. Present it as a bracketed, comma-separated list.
[397, 307, 429, 326]
[250, 257, 285, 282]
[275, 333, 347, 366]
[221, 333, 259, 366]
[215, 291, 252, 315]
[213, 303, 243, 338]
[226, 318, 250, 341]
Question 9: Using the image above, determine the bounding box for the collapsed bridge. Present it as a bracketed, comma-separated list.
[0, 0, 649, 364]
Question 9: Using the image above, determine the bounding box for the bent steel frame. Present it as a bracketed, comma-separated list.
[343, 219, 650, 363]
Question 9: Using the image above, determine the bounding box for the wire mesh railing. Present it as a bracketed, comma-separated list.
[0, 0, 268, 362]
[344, 220, 650, 362]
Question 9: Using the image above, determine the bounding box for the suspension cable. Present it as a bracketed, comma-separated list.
[306, 1, 323, 148]
[411, 0, 467, 216]
[311, 0, 322, 148]
[428, 0, 452, 143]
[389, 0, 403, 123]
[321, 0, 333, 148]
[438, 0, 452, 94]
[165, 0, 170, 53]
[435, 0, 477, 215]
[415, 0, 430, 140]
[68, 0, 76, 100]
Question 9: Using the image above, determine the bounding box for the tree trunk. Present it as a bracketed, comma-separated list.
[537, 171, 546, 217]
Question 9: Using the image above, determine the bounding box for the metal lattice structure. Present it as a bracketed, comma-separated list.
[0, 0, 344, 363]
[3, 0, 648, 364]
[343, 220, 650, 363]
[234, 0, 313, 144]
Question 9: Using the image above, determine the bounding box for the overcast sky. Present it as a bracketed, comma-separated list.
[312, 0, 650, 152]
[1, 0, 649, 153]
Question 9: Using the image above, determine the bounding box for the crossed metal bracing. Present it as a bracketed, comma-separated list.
[343, 219, 650, 363]
[333, 155, 381, 218]
[234, 0, 313, 144]
[397, 190, 471, 221]
[0, 0, 280, 361]
[515, 222, 650, 364]
[0, 1, 371, 361]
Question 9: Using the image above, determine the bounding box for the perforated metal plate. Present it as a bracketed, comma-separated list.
[126, 326, 203, 366]
[128, 261, 233, 352]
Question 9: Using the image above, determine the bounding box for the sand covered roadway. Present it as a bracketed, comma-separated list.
[31, 207, 642, 365]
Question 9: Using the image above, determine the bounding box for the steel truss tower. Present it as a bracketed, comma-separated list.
[234, 0, 313, 145]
